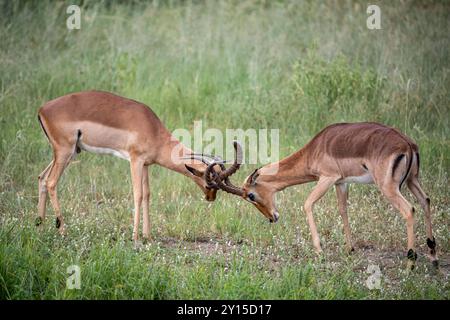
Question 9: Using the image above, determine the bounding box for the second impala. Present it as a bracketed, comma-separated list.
[203, 123, 438, 269]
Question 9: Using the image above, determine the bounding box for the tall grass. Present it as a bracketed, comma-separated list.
[0, 0, 449, 299]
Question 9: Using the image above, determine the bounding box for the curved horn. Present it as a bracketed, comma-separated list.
[204, 161, 225, 188]
[219, 141, 243, 179]
[203, 141, 245, 196]
[181, 154, 212, 166]
[216, 178, 244, 196]
[182, 154, 230, 192]
[189, 142, 244, 195]
[205, 162, 244, 196]
[182, 154, 227, 171]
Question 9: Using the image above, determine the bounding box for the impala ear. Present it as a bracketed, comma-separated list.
[185, 164, 203, 177]
[249, 168, 260, 185]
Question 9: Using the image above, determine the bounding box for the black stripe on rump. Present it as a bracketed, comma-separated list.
[400, 149, 414, 189]
[416, 152, 420, 170]
[38, 115, 50, 140]
[392, 154, 405, 179]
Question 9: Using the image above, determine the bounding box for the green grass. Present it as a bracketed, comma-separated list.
[0, 0, 449, 299]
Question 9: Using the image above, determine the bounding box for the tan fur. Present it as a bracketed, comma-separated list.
[240, 122, 437, 267]
[37, 90, 216, 242]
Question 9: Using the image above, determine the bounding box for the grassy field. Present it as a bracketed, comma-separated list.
[0, 0, 449, 299]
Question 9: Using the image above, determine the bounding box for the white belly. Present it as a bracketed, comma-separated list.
[78, 141, 130, 161]
[339, 173, 374, 184]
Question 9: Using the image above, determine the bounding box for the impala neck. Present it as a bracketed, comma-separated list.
[258, 149, 316, 191]
[155, 133, 198, 177]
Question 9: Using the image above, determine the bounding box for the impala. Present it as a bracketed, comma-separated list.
[36, 90, 230, 241]
[204, 123, 438, 269]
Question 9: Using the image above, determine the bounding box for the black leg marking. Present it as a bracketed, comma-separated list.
[35, 217, 43, 226]
[412, 207, 415, 213]
[407, 249, 417, 261]
[432, 260, 439, 269]
[427, 237, 436, 255]
[426, 198, 430, 206]
[427, 237, 436, 249]
[55, 217, 61, 229]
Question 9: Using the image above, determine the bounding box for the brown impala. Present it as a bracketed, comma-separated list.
[36, 90, 240, 242]
[203, 123, 438, 269]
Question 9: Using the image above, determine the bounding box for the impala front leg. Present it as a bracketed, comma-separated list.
[46, 151, 73, 236]
[142, 165, 151, 240]
[130, 159, 144, 243]
[304, 176, 339, 254]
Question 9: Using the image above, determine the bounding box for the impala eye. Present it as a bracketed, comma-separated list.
[248, 193, 256, 201]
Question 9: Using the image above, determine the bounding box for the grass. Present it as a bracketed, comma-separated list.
[0, 0, 449, 299]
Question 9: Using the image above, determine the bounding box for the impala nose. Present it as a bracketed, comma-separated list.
[205, 191, 216, 202]
[270, 211, 279, 223]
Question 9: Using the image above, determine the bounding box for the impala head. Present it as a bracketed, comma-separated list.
[184, 162, 218, 201]
[242, 169, 279, 223]
[200, 141, 279, 223]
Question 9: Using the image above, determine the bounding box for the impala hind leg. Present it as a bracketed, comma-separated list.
[142, 165, 151, 240]
[407, 176, 438, 268]
[37, 160, 54, 227]
[130, 159, 144, 243]
[381, 186, 417, 270]
[335, 183, 354, 253]
[46, 151, 73, 235]
[304, 176, 339, 254]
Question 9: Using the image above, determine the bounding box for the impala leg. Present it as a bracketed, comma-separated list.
[142, 165, 151, 240]
[336, 183, 354, 253]
[37, 160, 54, 227]
[407, 176, 438, 267]
[46, 151, 72, 235]
[304, 176, 339, 254]
[130, 159, 144, 243]
[381, 187, 416, 269]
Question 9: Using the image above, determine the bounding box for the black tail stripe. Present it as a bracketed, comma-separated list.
[38, 115, 50, 140]
[416, 152, 420, 170]
[392, 154, 405, 178]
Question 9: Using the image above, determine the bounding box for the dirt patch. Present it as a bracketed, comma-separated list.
[156, 236, 240, 257]
[155, 237, 450, 278]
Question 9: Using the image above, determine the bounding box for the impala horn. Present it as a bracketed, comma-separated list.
[204, 141, 244, 196]
[181, 153, 227, 188]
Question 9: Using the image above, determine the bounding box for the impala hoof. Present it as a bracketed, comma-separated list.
[406, 260, 416, 271]
[55, 217, 61, 229]
[133, 240, 144, 251]
[269, 211, 279, 223]
[142, 235, 152, 244]
[406, 249, 417, 271]
[432, 260, 439, 269]
[35, 217, 43, 226]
